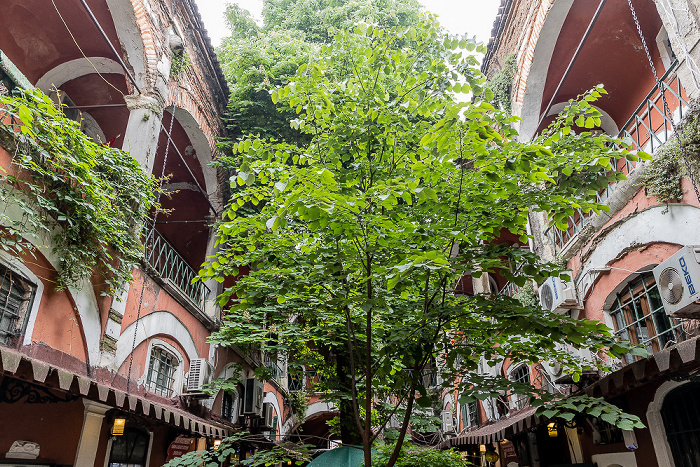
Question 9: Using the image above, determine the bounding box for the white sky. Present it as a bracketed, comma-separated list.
[194, 0, 501, 47]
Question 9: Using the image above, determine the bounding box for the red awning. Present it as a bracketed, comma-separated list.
[439, 406, 539, 449]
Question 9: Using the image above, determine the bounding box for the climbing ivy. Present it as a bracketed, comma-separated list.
[642, 115, 700, 203]
[513, 281, 538, 309]
[0, 89, 156, 293]
[170, 50, 191, 78]
[487, 53, 517, 114]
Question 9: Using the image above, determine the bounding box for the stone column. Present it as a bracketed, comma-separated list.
[73, 400, 111, 467]
[122, 93, 164, 172]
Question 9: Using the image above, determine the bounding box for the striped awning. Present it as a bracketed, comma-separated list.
[438, 406, 539, 449]
[0, 346, 232, 438]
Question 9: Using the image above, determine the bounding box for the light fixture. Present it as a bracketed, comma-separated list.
[547, 421, 558, 437]
[479, 444, 487, 453]
[484, 450, 499, 463]
[213, 439, 221, 450]
[111, 418, 126, 436]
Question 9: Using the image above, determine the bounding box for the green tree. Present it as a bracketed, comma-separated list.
[202, 18, 645, 467]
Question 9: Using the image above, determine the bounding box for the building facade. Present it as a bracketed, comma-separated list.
[0, 1, 292, 465]
[437, 1, 700, 466]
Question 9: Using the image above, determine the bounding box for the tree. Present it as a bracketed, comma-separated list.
[201, 17, 645, 467]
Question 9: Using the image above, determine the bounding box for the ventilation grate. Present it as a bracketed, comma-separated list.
[659, 267, 684, 305]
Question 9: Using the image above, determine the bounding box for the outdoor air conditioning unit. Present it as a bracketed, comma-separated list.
[653, 246, 700, 317]
[185, 358, 213, 393]
[243, 378, 264, 416]
[260, 402, 274, 429]
[441, 410, 455, 433]
[539, 275, 578, 313]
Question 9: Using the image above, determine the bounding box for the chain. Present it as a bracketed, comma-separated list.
[126, 44, 186, 394]
[627, 0, 700, 204]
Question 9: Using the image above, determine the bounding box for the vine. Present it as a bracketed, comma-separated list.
[0, 89, 156, 293]
[170, 50, 191, 78]
[487, 53, 517, 114]
[513, 281, 538, 308]
[286, 388, 309, 419]
[642, 115, 700, 203]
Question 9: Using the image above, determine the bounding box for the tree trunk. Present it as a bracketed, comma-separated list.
[335, 346, 363, 445]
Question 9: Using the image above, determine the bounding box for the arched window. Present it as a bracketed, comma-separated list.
[146, 345, 179, 397]
[107, 426, 150, 467]
[509, 365, 531, 410]
[609, 272, 685, 365]
[0, 264, 35, 345]
[662, 382, 700, 467]
[462, 399, 479, 429]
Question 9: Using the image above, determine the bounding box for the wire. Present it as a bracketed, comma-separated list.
[50, 0, 126, 98]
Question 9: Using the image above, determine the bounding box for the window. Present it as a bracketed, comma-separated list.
[610, 272, 685, 365]
[510, 365, 530, 410]
[222, 391, 233, 421]
[0, 265, 34, 345]
[108, 426, 150, 467]
[662, 382, 700, 467]
[462, 400, 479, 428]
[146, 346, 179, 397]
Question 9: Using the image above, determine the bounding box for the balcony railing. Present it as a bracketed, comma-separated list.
[404, 368, 439, 388]
[264, 353, 283, 384]
[546, 61, 688, 253]
[143, 224, 210, 311]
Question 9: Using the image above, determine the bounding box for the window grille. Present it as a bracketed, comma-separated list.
[0, 266, 33, 345]
[510, 365, 530, 410]
[463, 400, 479, 428]
[610, 272, 685, 365]
[146, 346, 178, 397]
[222, 391, 233, 421]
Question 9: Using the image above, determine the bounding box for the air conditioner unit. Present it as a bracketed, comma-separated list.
[539, 275, 578, 313]
[653, 246, 700, 317]
[261, 402, 274, 429]
[441, 410, 455, 433]
[243, 378, 264, 416]
[185, 358, 213, 393]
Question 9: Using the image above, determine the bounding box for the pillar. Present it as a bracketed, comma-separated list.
[74, 400, 110, 467]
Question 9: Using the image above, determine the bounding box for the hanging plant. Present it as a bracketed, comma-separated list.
[0, 88, 157, 293]
[642, 115, 700, 203]
[487, 53, 517, 114]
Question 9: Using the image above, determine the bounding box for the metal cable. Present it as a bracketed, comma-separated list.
[125, 48, 187, 394]
[627, 0, 700, 204]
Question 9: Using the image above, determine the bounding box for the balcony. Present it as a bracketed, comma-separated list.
[264, 352, 284, 385]
[143, 224, 211, 315]
[546, 61, 689, 253]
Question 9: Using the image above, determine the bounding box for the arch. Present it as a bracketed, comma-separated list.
[546, 103, 619, 135]
[139, 337, 186, 397]
[516, 0, 575, 140]
[578, 204, 700, 290]
[115, 311, 199, 370]
[104, 0, 156, 91]
[647, 379, 685, 467]
[0, 194, 99, 364]
[305, 401, 338, 419]
[34, 58, 123, 93]
[263, 391, 283, 437]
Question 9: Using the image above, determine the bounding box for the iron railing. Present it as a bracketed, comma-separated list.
[264, 353, 283, 384]
[404, 368, 439, 388]
[546, 61, 688, 252]
[143, 224, 210, 310]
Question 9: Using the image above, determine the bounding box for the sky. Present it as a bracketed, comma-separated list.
[194, 0, 502, 47]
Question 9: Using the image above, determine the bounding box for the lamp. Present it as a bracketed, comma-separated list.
[213, 439, 221, 450]
[111, 418, 126, 436]
[547, 421, 558, 437]
[484, 449, 499, 463]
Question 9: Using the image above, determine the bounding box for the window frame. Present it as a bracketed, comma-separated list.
[462, 399, 479, 429]
[142, 339, 183, 398]
[608, 272, 685, 365]
[0, 261, 37, 346]
[509, 364, 531, 410]
[104, 425, 153, 467]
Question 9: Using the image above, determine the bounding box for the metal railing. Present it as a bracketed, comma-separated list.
[143, 224, 210, 310]
[546, 61, 688, 252]
[264, 353, 283, 384]
[404, 368, 439, 388]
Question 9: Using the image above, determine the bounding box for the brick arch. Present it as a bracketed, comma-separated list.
[104, 0, 159, 92]
[166, 85, 219, 160]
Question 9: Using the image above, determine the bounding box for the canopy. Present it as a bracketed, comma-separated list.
[308, 445, 373, 467]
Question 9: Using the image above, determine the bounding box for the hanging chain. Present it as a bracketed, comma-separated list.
[126, 43, 187, 394]
[627, 0, 700, 204]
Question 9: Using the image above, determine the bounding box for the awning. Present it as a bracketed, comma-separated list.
[438, 406, 539, 449]
[584, 335, 700, 399]
[0, 346, 232, 438]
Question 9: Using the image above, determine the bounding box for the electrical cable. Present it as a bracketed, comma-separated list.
[50, 0, 127, 98]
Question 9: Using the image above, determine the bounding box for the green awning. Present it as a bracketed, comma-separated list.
[308, 445, 375, 466]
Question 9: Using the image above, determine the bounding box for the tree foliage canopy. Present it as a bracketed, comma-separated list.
[202, 16, 646, 466]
